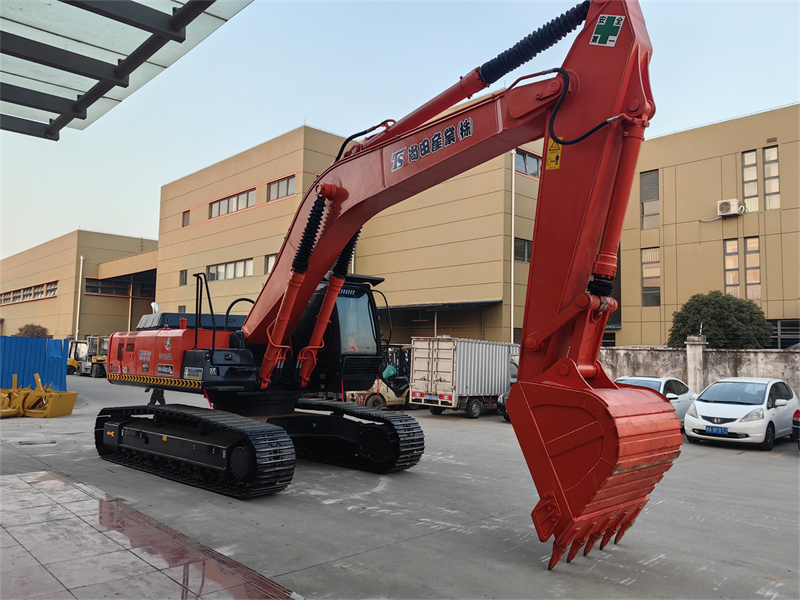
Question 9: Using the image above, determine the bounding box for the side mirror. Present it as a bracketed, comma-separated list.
[665, 393, 679, 400]
[775, 399, 788, 407]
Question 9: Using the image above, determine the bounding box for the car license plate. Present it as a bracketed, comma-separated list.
[426, 395, 438, 401]
[705, 426, 728, 435]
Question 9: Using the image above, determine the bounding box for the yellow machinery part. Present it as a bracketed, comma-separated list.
[1, 374, 77, 418]
[21, 374, 78, 418]
[1, 374, 27, 418]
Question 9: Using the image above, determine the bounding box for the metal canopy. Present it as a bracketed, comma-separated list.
[0, 0, 252, 141]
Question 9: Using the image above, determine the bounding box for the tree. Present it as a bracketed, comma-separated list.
[15, 324, 51, 338]
[667, 291, 773, 349]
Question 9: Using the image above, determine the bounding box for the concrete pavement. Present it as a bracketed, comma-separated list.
[2, 375, 798, 599]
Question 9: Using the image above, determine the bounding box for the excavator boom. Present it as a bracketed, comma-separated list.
[241, 0, 681, 569]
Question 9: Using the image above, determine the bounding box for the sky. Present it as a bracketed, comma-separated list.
[1, 0, 798, 259]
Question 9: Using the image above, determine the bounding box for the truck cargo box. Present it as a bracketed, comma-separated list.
[409, 337, 519, 418]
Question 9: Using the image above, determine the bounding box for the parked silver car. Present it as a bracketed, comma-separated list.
[684, 378, 799, 451]
[614, 376, 697, 428]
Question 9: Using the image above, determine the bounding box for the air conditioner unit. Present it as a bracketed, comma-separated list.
[717, 199, 741, 217]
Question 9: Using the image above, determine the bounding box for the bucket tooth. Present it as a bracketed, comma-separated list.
[614, 523, 630, 545]
[614, 506, 641, 544]
[599, 527, 616, 550]
[566, 539, 584, 563]
[548, 542, 567, 570]
[583, 532, 602, 556]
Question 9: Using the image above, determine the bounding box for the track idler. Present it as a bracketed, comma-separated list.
[506, 358, 682, 569]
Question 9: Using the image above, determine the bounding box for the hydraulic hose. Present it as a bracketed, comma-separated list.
[547, 67, 623, 146]
[332, 229, 361, 279]
[292, 195, 327, 274]
[478, 0, 591, 86]
[587, 278, 614, 297]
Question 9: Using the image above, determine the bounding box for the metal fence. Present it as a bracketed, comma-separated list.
[0, 336, 68, 391]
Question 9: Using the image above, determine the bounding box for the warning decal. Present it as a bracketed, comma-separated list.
[545, 139, 562, 170]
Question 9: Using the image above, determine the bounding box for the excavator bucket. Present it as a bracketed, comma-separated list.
[20, 374, 78, 418]
[507, 360, 682, 569]
[1, 375, 28, 419]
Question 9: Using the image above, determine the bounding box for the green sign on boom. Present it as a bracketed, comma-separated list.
[590, 15, 625, 47]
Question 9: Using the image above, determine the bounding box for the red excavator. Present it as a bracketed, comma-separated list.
[96, 0, 681, 569]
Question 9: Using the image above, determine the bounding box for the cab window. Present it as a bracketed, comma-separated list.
[336, 292, 377, 355]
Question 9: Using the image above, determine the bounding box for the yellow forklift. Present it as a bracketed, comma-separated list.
[77, 336, 110, 378]
[66, 340, 88, 375]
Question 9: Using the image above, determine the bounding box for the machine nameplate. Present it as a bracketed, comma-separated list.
[184, 367, 203, 380]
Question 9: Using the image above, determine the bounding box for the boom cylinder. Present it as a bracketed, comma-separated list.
[592, 120, 648, 280]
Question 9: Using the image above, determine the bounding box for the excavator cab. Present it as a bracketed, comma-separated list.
[286, 275, 385, 396]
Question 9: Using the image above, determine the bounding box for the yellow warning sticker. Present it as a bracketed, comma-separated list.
[545, 139, 562, 170]
[544, 140, 561, 170]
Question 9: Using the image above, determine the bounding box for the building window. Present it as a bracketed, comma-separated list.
[207, 259, 254, 282]
[723, 239, 739, 297]
[178, 305, 186, 314]
[1, 281, 59, 305]
[745, 237, 760, 300]
[742, 150, 758, 212]
[641, 247, 661, 307]
[209, 189, 256, 219]
[514, 238, 532, 263]
[85, 278, 130, 296]
[513, 328, 523, 345]
[763, 146, 779, 210]
[514, 150, 541, 178]
[265, 254, 277, 275]
[182, 210, 190, 227]
[136, 283, 155, 299]
[768, 319, 799, 349]
[640, 170, 659, 230]
[268, 175, 296, 202]
[179, 270, 187, 286]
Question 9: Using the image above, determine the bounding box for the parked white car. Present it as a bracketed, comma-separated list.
[684, 378, 799, 451]
[614, 376, 696, 428]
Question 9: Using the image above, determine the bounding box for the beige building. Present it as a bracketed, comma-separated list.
[0, 231, 157, 339]
[620, 105, 799, 348]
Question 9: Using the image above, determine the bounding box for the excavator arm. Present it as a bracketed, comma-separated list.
[241, 0, 680, 568]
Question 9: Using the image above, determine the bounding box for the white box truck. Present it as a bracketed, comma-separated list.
[409, 337, 520, 418]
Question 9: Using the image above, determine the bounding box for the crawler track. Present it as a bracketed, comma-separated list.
[290, 399, 424, 472]
[95, 405, 295, 499]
